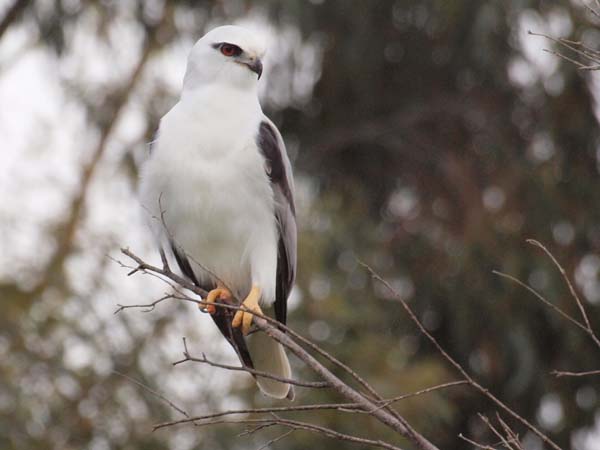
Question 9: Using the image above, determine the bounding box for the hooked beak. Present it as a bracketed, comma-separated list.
[239, 56, 263, 80]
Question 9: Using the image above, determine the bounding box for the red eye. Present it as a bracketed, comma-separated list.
[220, 44, 241, 57]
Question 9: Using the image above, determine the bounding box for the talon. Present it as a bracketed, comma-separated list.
[232, 285, 262, 335]
[203, 287, 232, 314]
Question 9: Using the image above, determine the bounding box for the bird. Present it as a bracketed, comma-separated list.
[139, 25, 297, 400]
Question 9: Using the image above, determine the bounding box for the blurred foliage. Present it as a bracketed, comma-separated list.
[1, 0, 600, 449]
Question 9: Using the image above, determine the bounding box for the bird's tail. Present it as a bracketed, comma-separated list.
[247, 331, 294, 400]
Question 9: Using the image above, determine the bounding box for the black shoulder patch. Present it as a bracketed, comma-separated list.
[256, 122, 295, 215]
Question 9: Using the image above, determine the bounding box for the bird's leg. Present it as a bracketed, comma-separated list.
[203, 284, 232, 314]
[232, 285, 263, 336]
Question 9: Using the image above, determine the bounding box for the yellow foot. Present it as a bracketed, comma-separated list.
[203, 287, 232, 314]
[232, 285, 263, 335]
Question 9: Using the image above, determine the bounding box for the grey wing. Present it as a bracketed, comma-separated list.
[256, 119, 297, 325]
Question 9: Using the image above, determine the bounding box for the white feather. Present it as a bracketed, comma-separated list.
[138, 25, 292, 399]
[140, 87, 278, 304]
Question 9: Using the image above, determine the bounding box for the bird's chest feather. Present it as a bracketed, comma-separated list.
[152, 116, 275, 276]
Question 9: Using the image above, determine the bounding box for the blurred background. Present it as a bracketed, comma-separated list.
[1, 0, 600, 449]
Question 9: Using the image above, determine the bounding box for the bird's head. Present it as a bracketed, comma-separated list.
[183, 25, 267, 92]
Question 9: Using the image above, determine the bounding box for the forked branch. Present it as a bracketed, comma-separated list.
[116, 245, 564, 450]
[116, 247, 441, 450]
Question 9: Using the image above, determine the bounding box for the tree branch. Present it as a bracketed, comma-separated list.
[552, 369, 600, 378]
[361, 262, 562, 450]
[118, 246, 564, 450]
[153, 380, 467, 431]
[529, 29, 600, 71]
[179, 416, 406, 450]
[113, 370, 189, 418]
[173, 337, 331, 389]
[496, 241, 600, 383]
[117, 248, 440, 450]
[527, 239, 600, 349]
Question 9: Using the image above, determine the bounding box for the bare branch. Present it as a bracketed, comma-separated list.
[154, 404, 361, 431]
[478, 414, 520, 450]
[117, 247, 569, 450]
[526, 239, 600, 349]
[361, 262, 562, 450]
[496, 413, 523, 450]
[154, 380, 468, 431]
[114, 294, 175, 314]
[120, 247, 208, 297]
[120, 246, 404, 423]
[458, 433, 496, 449]
[119, 247, 567, 450]
[552, 369, 600, 378]
[109, 252, 194, 297]
[163, 416, 406, 450]
[587, 1, 600, 20]
[275, 321, 387, 402]
[252, 316, 439, 450]
[159, 248, 170, 271]
[492, 270, 588, 333]
[113, 370, 189, 418]
[173, 337, 331, 389]
[116, 249, 440, 450]
[529, 30, 600, 71]
[256, 429, 295, 450]
[377, 380, 468, 409]
[542, 48, 590, 69]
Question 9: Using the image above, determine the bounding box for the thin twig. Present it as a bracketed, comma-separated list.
[174, 337, 330, 389]
[109, 253, 192, 297]
[119, 248, 561, 450]
[542, 48, 589, 69]
[496, 413, 523, 450]
[586, 1, 600, 20]
[256, 429, 295, 450]
[492, 270, 588, 333]
[121, 247, 209, 297]
[458, 433, 495, 449]
[478, 414, 517, 450]
[526, 239, 600, 349]
[113, 370, 189, 418]
[154, 380, 468, 431]
[120, 247, 400, 418]
[118, 248, 440, 450]
[361, 262, 562, 450]
[154, 404, 362, 431]
[529, 30, 600, 71]
[114, 294, 174, 314]
[159, 248, 170, 271]
[252, 317, 439, 450]
[552, 369, 600, 378]
[157, 416, 405, 450]
[379, 380, 468, 408]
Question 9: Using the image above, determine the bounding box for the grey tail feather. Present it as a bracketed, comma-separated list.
[247, 330, 293, 399]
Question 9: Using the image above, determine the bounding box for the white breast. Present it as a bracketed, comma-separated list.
[139, 90, 278, 304]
